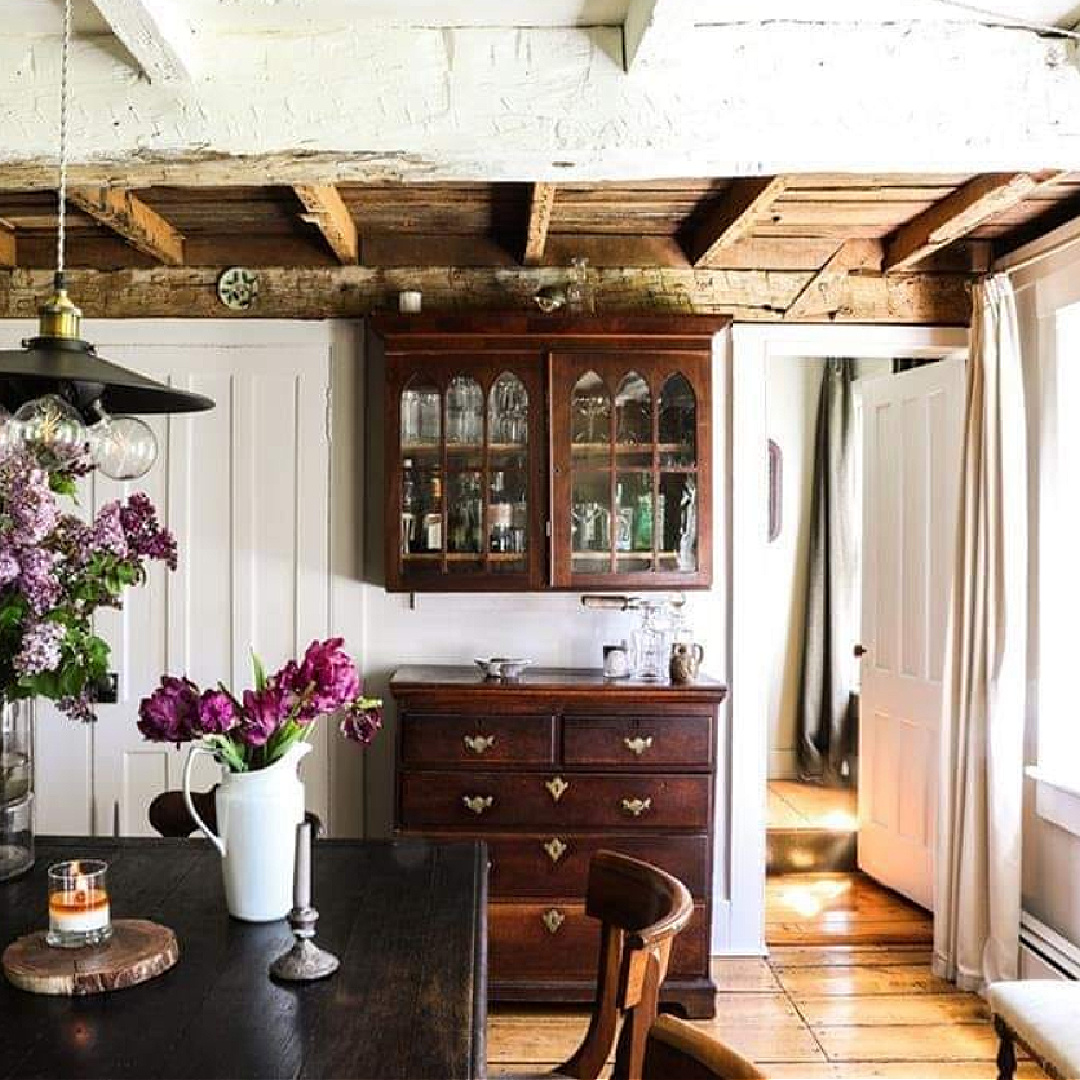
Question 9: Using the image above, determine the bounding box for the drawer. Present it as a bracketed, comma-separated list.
[483, 832, 709, 898]
[488, 900, 709, 980]
[562, 714, 713, 768]
[401, 712, 556, 766]
[399, 771, 710, 830]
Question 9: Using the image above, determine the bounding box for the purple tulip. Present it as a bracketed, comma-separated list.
[240, 685, 288, 747]
[197, 689, 240, 736]
[138, 675, 200, 746]
[296, 637, 360, 716]
[339, 701, 383, 746]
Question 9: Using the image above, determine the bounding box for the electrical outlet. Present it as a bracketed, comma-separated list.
[91, 672, 119, 704]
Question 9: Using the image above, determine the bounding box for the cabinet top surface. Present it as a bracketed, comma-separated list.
[390, 664, 727, 700]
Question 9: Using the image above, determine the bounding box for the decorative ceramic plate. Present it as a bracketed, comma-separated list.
[217, 267, 259, 311]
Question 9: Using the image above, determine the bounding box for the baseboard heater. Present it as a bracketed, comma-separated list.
[1020, 911, 1080, 980]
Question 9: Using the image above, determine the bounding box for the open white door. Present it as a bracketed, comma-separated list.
[858, 357, 964, 910]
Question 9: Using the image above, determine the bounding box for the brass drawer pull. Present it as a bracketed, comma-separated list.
[462, 794, 494, 815]
[542, 908, 565, 934]
[545, 776, 569, 802]
[463, 734, 495, 755]
[621, 796, 652, 818]
[624, 735, 653, 756]
[543, 837, 568, 864]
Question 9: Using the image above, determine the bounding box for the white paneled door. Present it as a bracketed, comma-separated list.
[3, 324, 334, 838]
[858, 358, 964, 910]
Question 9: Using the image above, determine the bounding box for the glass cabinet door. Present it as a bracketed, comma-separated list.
[393, 364, 539, 589]
[553, 353, 710, 588]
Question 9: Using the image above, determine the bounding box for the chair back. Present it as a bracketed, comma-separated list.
[149, 788, 323, 838]
[642, 1015, 765, 1080]
[559, 850, 694, 1080]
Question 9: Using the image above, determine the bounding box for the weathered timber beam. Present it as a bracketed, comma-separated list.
[293, 185, 359, 264]
[784, 240, 882, 320]
[522, 183, 556, 267]
[67, 187, 184, 265]
[681, 177, 789, 267]
[0, 267, 971, 325]
[0, 224, 15, 269]
[89, 0, 195, 82]
[884, 171, 1064, 271]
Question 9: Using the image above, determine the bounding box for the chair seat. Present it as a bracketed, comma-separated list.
[988, 980, 1080, 1079]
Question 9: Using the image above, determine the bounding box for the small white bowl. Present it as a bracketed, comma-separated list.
[475, 657, 532, 680]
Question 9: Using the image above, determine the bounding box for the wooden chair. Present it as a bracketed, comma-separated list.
[148, 788, 323, 838]
[641, 1015, 765, 1080]
[551, 850, 694, 1080]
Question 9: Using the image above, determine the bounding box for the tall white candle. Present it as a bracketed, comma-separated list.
[294, 821, 311, 911]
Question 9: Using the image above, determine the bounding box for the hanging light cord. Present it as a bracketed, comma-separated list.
[56, 0, 72, 281]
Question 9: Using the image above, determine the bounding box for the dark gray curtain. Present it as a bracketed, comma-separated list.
[796, 358, 859, 785]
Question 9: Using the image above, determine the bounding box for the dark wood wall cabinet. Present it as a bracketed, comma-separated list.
[368, 314, 727, 592]
[390, 665, 727, 1019]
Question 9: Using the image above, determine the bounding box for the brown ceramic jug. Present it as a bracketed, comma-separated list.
[669, 641, 704, 684]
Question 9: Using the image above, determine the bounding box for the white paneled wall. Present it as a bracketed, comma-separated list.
[0, 321, 348, 838]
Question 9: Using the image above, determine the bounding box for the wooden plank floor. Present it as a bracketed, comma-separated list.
[489, 871, 1043, 1078]
[766, 872, 934, 947]
[488, 947, 1047, 1078]
[768, 782, 858, 831]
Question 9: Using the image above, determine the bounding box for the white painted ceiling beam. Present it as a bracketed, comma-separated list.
[0, 22, 1078, 183]
[89, 0, 196, 82]
[623, 0, 695, 69]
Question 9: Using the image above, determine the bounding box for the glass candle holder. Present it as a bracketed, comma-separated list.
[46, 860, 111, 948]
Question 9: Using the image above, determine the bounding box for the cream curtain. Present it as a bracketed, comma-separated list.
[933, 274, 1027, 993]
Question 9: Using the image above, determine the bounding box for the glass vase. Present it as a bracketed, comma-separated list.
[0, 698, 34, 881]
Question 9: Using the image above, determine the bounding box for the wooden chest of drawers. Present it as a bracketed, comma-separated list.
[390, 665, 727, 1019]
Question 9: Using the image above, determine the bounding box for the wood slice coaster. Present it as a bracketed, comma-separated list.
[2, 919, 178, 996]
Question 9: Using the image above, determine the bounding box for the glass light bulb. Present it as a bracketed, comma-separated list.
[90, 414, 158, 481]
[12, 395, 88, 470]
[0, 405, 14, 461]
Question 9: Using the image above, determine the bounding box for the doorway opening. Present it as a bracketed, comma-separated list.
[761, 353, 946, 949]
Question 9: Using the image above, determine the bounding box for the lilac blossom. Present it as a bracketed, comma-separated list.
[0, 544, 17, 586]
[0, 455, 60, 546]
[89, 501, 128, 558]
[58, 693, 95, 723]
[17, 547, 62, 614]
[119, 492, 177, 570]
[14, 621, 65, 676]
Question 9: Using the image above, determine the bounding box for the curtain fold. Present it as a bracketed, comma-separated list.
[933, 274, 1027, 993]
[796, 358, 859, 785]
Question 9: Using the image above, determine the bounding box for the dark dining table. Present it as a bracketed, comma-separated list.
[0, 836, 488, 1080]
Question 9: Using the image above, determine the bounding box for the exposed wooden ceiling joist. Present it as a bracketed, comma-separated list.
[522, 183, 556, 267]
[293, 184, 359, 264]
[0, 223, 14, 268]
[67, 186, 184, 265]
[784, 239, 881, 320]
[884, 171, 1065, 271]
[681, 178, 789, 266]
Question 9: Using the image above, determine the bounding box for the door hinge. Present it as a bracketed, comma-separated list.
[545, 520, 552, 537]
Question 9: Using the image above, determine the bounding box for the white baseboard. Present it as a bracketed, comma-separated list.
[1020, 910, 1080, 980]
[768, 750, 798, 780]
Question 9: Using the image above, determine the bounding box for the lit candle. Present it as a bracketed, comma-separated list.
[46, 860, 111, 948]
[293, 821, 311, 912]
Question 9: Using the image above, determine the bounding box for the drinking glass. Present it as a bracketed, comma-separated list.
[47, 860, 111, 948]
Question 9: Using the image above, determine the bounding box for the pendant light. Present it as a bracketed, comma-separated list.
[0, 0, 213, 480]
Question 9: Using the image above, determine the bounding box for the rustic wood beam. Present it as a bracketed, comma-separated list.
[0, 266, 971, 325]
[784, 240, 882, 320]
[0, 224, 15, 269]
[89, 0, 195, 82]
[681, 177, 789, 267]
[67, 187, 184, 266]
[293, 185, 359, 264]
[884, 171, 1064, 271]
[522, 183, 556, 267]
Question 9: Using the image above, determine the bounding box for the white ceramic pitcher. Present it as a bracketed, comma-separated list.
[182, 741, 310, 922]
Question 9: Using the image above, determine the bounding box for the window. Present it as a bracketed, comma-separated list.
[1032, 300, 1080, 796]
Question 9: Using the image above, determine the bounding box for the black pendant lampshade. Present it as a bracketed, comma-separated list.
[0, 274, 214, 419]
